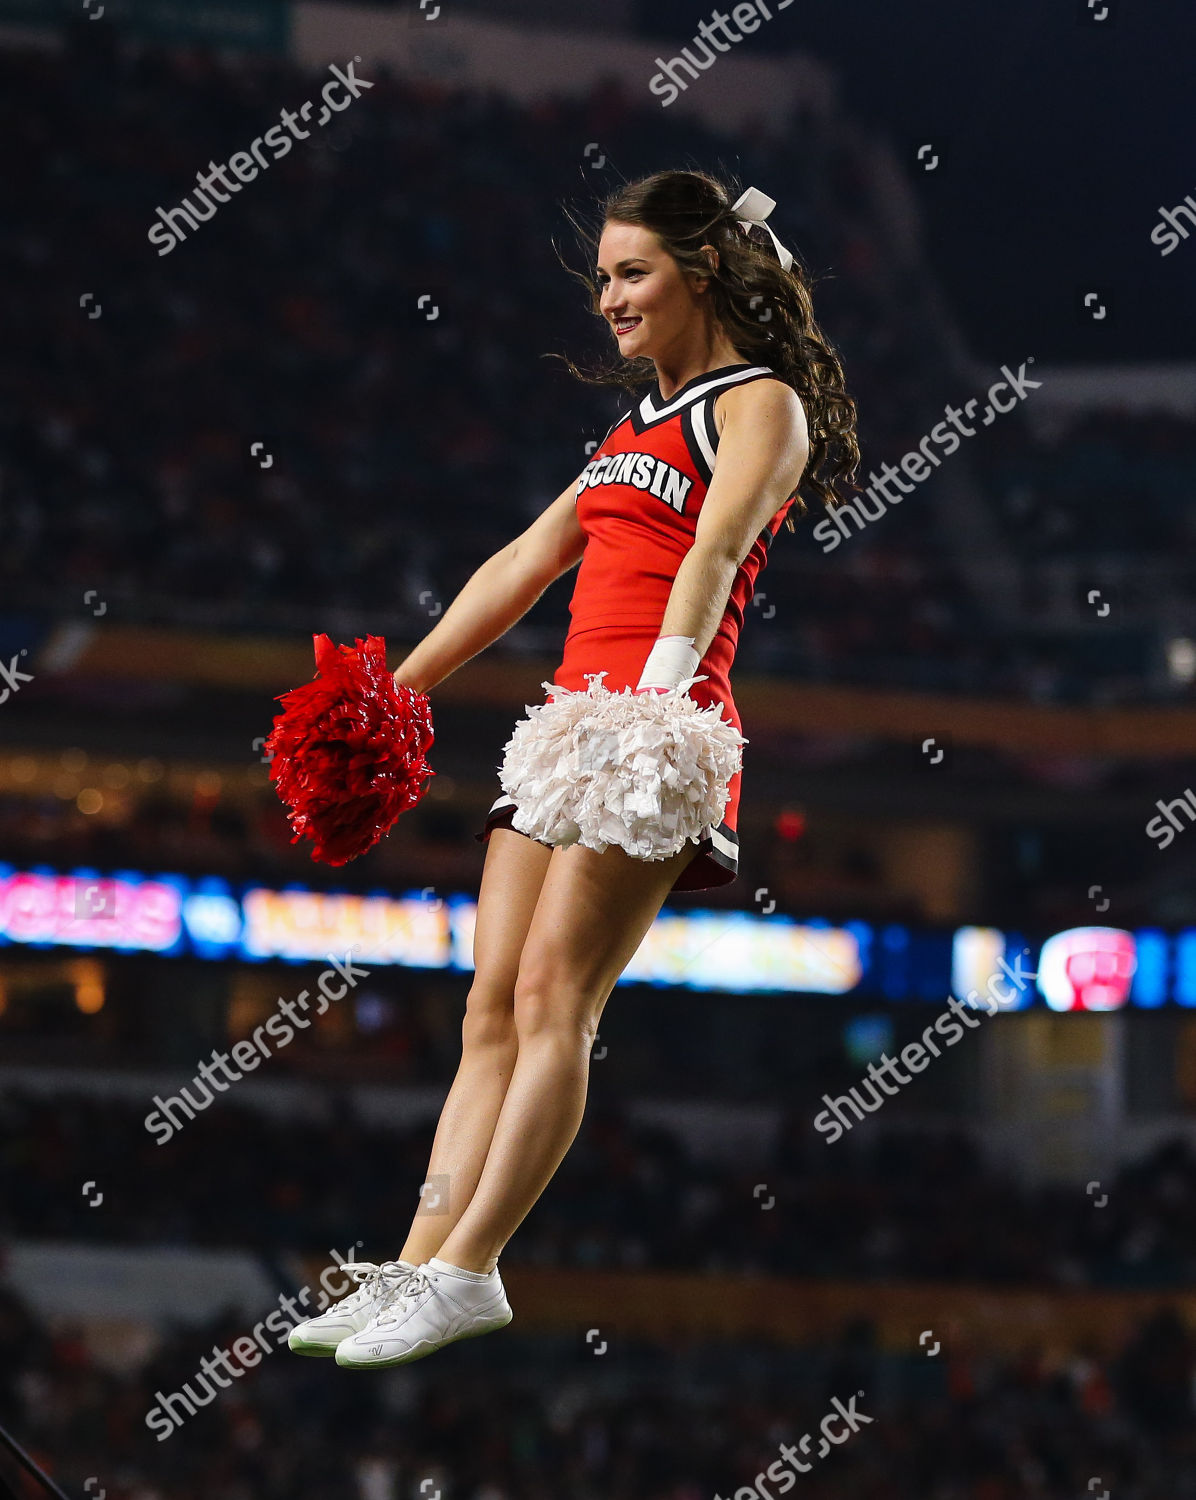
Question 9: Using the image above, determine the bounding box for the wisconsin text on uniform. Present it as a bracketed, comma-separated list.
[575, 450, 695, 514]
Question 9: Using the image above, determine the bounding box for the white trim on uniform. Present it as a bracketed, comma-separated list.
[707, 824, 738, 863]
[636, 364, 772, 427]
[688, 396, 719, 476]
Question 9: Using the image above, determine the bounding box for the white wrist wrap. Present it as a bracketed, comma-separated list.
[636, 635, 701, 691]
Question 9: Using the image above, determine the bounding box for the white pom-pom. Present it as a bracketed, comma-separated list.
[497, 672, 747, 861]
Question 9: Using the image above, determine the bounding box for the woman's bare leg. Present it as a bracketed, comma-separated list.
[396, 826, 553, 1266]
[432, 837, 699, 1274]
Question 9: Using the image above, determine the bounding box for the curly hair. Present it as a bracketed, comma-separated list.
[555, 170, 861, 530]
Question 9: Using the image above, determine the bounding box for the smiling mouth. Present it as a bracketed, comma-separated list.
[614, 317, 642, 336]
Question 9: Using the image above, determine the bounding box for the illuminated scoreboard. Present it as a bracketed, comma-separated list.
[0, 862, 1188, 1007]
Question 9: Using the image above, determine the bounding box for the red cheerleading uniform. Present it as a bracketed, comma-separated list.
[476, 361, 797, 893]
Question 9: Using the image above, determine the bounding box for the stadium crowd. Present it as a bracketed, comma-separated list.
[6, 1089, 1196, 1290]
[983, 412, 1196, 571]
[4, 40, 1190, 703]
[0, 1274, 1193, 1499]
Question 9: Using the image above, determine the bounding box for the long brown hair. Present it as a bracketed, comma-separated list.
[556, 170, 860, 529]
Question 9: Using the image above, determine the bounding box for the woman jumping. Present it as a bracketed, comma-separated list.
[288, 169, 859, 1369]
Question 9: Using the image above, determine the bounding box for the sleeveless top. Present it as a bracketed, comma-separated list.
[565, 362, 796, 662]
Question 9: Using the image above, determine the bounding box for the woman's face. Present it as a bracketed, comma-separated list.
[596, 220, 713, 361]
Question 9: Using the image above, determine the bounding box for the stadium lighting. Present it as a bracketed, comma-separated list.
[1166, 637, 1196, 684]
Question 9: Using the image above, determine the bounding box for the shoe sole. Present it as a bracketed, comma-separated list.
[335, 1309, 513, 1370]
[288, 1332, 346, 1357]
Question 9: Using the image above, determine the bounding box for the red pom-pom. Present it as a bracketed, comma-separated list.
[265, 634, 435, 866]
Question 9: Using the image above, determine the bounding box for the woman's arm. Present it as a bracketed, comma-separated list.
[653, 379, 809, 665]
[392, 477, 586, 694]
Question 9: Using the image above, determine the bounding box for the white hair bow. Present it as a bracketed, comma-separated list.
[731, 186, 794, 272]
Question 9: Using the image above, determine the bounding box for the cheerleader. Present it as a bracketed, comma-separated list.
[289, 169, 859, 1368]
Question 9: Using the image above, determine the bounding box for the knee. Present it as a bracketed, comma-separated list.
[512, 966, 597, 1048]
[461, 985, 518, 1053]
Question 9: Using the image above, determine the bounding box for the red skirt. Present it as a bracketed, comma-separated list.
[474, 623, 740, 893]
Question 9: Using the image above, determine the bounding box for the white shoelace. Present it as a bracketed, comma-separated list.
[332, 1259, 420, 1314]
[373, 1264, 434, 1325]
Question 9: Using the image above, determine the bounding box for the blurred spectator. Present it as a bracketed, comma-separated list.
[5, 1089, 1196, 1290]
[0, 42, 992, 700]
[0, 1272, 1191, 1499]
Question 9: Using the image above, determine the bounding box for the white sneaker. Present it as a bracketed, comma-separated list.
[334, 1257, 512, 1370]
[288, 1259, 421, 1356]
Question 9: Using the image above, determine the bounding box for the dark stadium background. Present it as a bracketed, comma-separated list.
[2, 1, 1196, 1497]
